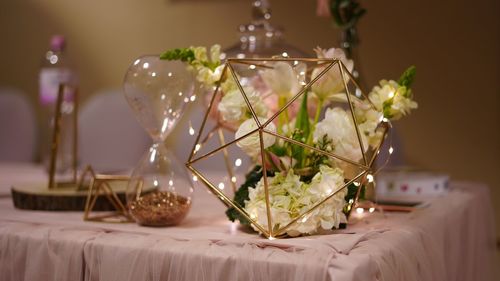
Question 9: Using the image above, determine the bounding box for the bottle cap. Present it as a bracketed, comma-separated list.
[50, 35, 66, 52]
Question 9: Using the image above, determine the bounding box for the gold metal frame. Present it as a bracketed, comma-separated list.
[48, 83, 78, 189]
[186, 58, 389, 239]
[82, 165, 133, 223]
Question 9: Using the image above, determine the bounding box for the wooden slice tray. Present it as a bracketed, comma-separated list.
[11, 182, 127, 211]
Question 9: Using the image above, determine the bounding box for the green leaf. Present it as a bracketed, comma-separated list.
[382, 100, 394, 119]
[397, 65, 416, 88]
[159, 48, 195, 63]
[291, 93, 311, 167]
[268, 144, 287, 157]
[294, 92, 311, 139]
[330, 0, 366, 30]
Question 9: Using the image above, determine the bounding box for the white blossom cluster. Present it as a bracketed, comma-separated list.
[245, 166, 347, 236]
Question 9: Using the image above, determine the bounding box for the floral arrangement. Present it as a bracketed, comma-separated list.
[162, 45, 417, 236]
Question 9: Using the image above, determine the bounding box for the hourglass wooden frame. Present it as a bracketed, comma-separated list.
[186, 58, 390, 239]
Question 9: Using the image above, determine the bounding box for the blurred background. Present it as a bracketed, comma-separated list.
[0, 0, 498, 240]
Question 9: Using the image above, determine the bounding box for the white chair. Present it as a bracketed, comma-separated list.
[0, 87, 36, 162]
[79, 89, 150, 172]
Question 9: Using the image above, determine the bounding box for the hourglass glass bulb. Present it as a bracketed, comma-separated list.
[123, 56, 194, 142]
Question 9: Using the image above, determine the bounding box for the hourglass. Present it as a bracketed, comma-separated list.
[123, 55, 194, 226]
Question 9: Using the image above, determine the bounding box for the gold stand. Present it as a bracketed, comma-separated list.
[82, 166, 133, 223]
[48, 83, 78, 188]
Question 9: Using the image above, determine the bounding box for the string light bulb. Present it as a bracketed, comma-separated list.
[367, 174, 374, 183]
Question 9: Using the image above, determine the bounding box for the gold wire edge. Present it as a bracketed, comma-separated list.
[339, 61, 368, 166]
[217, 127, 237, 193]
[259, 129, 274, 237]
[185, 164, 270, 236]
[187, 127, 259, 165]
[82, 165, 132, 223]
[261, 129, 370, 170]
[188, 64, 228, 162]
[227, 62, 262, 127]
[227, 58, 338, 62]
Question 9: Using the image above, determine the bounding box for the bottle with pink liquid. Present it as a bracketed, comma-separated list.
[39, 35, 78, 182]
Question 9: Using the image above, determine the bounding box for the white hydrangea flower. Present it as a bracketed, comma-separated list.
[217, 87, 268, 123]
[235, 117, 276, 158]
[313, 107, 368, 162]
[369, 79, 418, 120]
[311, 47, 354, 101]
[308, 165, 345, 197]
[288, 166, 346, 236]
[245, 170, 301, 230]
[260, 62, 301, 99]
[244, 167, 347, 237]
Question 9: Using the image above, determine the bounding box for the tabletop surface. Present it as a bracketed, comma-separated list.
[0, 164, 496, 281]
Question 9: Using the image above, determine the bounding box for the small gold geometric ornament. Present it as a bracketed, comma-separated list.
[82, 166, 133, 223]
[186, 58, 389, 239]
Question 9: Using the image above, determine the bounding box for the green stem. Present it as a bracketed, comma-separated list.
[303, 98, 324, 167]
[278, 96, 290, 134]
[307, 98, 324, 146]
[313, 98, 324, 125]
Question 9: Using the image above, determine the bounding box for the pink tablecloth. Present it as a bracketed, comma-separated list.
[0, 166, 496, 281]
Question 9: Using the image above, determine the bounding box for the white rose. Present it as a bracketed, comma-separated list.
[235, 117, 276, 158]
[260, 62, 301, 99]
[311, 47, 354, 101]
[218, 90, 246, 122]
[218, 87, 268, 123]
[313, 107, 368, 162]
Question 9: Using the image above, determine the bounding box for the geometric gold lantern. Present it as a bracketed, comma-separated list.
[186, 58, 389, 239]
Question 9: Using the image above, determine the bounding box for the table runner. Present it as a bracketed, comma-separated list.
[0, 169, 496, 280]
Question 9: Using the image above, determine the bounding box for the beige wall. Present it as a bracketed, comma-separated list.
[1, 0, 499, 235]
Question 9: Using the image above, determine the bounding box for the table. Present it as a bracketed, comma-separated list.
[0, 164, 497, 281]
